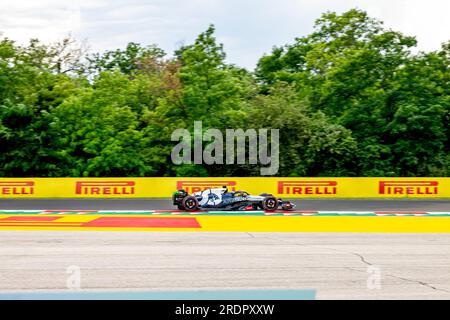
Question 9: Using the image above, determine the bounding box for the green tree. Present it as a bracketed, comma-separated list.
[0, 38, 81, 176]
[177, 25, 254, 128]
[255, 9, 449, 176]
[146, 25, 255, 176]
[246, 84, 358, 176]
[87, 42, 165, 75]
[1, 10, 448, 178]
[47, 73, 152, 176]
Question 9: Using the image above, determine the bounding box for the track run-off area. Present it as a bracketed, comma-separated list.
[0, 199, 449, 299]
[0, 199, 449, 232]
[1, 210, 450, 232]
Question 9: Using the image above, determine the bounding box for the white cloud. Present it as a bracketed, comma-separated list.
[0, 0, 82, 43]
[0, 0, 449, 68]
[378, 0, 450, 51]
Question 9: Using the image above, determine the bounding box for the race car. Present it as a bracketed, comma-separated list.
[172, 187, 296, 212]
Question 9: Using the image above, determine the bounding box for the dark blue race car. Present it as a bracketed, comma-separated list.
[172, 187, 296, 211]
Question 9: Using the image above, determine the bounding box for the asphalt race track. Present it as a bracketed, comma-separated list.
[0, 198, 449, 299]
[0, 231, 449, 299]
[1, 198, 450, 211]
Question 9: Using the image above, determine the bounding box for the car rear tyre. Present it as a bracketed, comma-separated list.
[262, 196, 278, 211]
[182, 196, 199, 211]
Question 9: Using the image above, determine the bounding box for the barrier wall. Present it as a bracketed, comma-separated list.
[0, 177, 449, 198]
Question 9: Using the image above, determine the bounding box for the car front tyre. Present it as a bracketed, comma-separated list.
[262, 196, 278, 211]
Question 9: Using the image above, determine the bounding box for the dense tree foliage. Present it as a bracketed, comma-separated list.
[1, 10, 449, 177]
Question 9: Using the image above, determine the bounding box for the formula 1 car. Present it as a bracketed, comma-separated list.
[172, 187, 296, 212]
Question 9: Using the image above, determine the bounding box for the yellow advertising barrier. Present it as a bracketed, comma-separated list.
[0, 177, 449, 198]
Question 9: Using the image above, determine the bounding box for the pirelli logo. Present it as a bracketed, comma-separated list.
[75, 181, 135, 195]
[379, 181, 439, 195]
[177, 181, 237, 194]
[0, 181, 34, 195]
[278, 181, 337, 195]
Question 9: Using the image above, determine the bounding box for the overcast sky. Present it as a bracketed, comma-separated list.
[1, 0, 449, 69]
